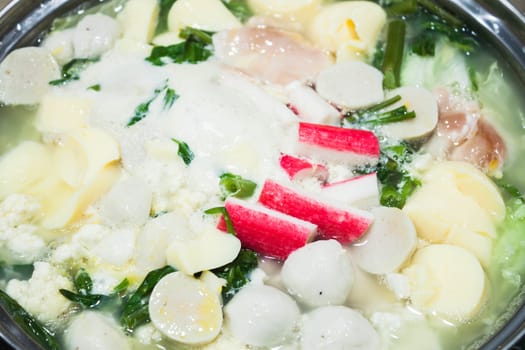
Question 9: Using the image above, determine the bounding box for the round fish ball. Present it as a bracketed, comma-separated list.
[224, 284, 300, 347]
[281, 239, 353, 307]
[0, 47, 60, 105]
[65, 311, 131, 350]
[301, 306, 381, 350]
[73, 14, 121, 58]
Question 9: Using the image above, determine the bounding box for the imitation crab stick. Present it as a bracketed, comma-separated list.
[321, 173, 379, 209]
[259, 180, 373, 243]
[285, 81, 341, 125]
[219, 197, 317, 260]
[297, 122, 380, 165]
[279, 154, 328, 182]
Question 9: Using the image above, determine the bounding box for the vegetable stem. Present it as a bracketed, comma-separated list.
[382, 20, 406, 90]
[364, 95, 402, 113]
[0, 290, 60, 350]
[416, 0, 463, 28]
[386, 0, 418, 16]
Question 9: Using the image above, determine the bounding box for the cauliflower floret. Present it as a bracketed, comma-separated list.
[0, 193, 40, 226]
[6, 261, 72, 323]
[50, 224, 136, 294]
[0, 194, 46, 263]
[135, 323, 163, 345]
[134, 157, 186, 214]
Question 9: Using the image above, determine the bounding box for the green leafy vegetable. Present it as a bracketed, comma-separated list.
[494, 178, 524, 202]
[416, 0, 462, 28]
[113, 278, 130, 295]
[146, 27, 214, 66]
[221, 0, 253, 23]
[204, 206, 235, 234]
[219, 173, 257, 199]
[371, 41, 385, 70]
[58, 289, 107, 309]
[491, 198, 525, 299]
[171, 138, 194, 165]
[382, 20, 406, 89]
[49, 58, 99, 86]
[74, 268, 93, 294]
[410, 32, 436, 56]
[355, 142, 420, 208]
[0, 290, 60, 350]
[212, 249, 258, 303]
[88, 84, 101, 91]
[420, 20, 478, 54]
[0, 264, 33, 282]
[155, 0, 177, 35]
[127, 80, 177, 126]
[382, 0, 418, 16]
[119, 266, 176, 333]
[163, 88, 179, 109]
[59, 268, 108, 309]
[345, 95, 416, 126]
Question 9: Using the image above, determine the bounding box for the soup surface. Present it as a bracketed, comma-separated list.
[0, 0, 525, 349]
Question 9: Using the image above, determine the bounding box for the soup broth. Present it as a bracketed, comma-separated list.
[0, 0, 525, 349]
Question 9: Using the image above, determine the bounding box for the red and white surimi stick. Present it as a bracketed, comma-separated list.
[285, 81, 341, 125]
[297, 122, 380, 165]
[259, 180, 373, 244]
[321, 173, 380, 209]
[279, 154, 328, 182]
[218, 197, 317, 260]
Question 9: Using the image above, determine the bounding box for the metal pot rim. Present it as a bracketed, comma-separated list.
[0, 0, 525, 349]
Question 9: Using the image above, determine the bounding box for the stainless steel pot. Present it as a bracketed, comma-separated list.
[0, 0, 524, 349]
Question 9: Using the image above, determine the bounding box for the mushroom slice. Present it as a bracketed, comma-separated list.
[350, 206, 417, 275]
[379, 86, 439, 142]
[315, 61, 384, 109]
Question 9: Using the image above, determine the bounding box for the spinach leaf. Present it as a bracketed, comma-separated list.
[59, 268, 108, 309]
[113, 278, 130, 295]
[494, 178, 524, 202]
[127, 81, 177, 127]
[384, 0, 418, 16]
[221, 0, 253, 23]
[410, 32, 436, 56]
[59, 289, 107, 309]
[212, 249, 258, 303]
[155, 0, 177, 35]
[171, 138, 194, 165]
[219, 173, 257, 199]
[49, 58, 99, 86]
[74, 268, 93, 294]
[87, 84, 101, 91]
[146, 27, 214, 66]
[204, 206, 235, 234]
[0, 264, 34, 282]
[0, 290, 60, 350]
[163, 88, 179, 110]
[345, 95, 416, 126]
[120, 265, 176, 333]
[420, 20, 478, 54]
[416, 0, 463, 28]
[371, 41, 385, 70]
[354, 142, 420, 209]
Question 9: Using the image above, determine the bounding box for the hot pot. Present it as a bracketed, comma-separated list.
[0, 0, 524, 349]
